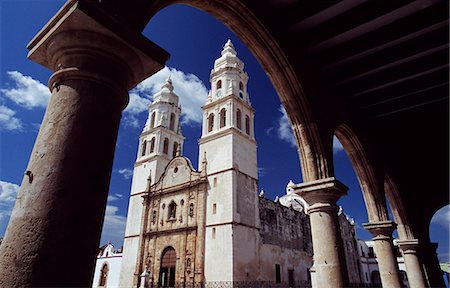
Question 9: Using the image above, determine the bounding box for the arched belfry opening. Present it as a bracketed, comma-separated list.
[159, 247, 176, 287]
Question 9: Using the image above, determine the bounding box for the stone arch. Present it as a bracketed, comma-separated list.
[144, 0, 331, 182]
[384, 174, 414, 240]
[334, 124, 388, 222]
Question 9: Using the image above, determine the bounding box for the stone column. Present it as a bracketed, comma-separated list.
[0, 2, 168, 287]
[363, 221, 402, 288]
[397, 239, 426, 288]
[294, 177, 348, 288]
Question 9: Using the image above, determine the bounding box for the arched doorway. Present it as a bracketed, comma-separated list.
[159, 247, 176, 287]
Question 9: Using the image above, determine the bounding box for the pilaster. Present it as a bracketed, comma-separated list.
[294, 177, 348, 288]
[0, 2, 168, 287]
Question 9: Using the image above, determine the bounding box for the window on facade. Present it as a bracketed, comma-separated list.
[220, 108, 226, 128]
[239, 81, 243, 90]
[236, 109, 242, 129]
[99, 263, 108, 287]
[216, 80, 222, 89]
[213, 177, 217, 187]
[168, 201, 177, 220]
[173, 142, 178, 158]
[213, 203, 217, 214]
[212, 228, 216, 239]
[275, 264, 281, 283]
[150, 112, 156, 128]
[150, 137, 155, 153]
[141, 140, 147, 156]
[163, 138, 169, 154]
[288, 269, 294, 287]
[245, 115, 250, 135]
[368, 247, 375, 258]
[152, 210, 157, 223]
[189, 203, 194, 217]
[208, 113, 214, 132]
[169, 113, 175, 131]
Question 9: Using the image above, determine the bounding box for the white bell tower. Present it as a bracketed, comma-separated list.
[199, 40, 259, 282]
[120, 78, 185, 287]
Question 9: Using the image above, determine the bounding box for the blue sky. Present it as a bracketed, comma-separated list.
[0, 1, 448, 263]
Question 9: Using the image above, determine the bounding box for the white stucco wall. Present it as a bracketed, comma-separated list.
[92, 256, 122, 288]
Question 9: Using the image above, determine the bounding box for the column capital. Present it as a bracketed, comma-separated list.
[27, 1, 169, 92]
[293, 177, 348, 206]
[396, 239, 420, 255]
[363, 220, 397, 240]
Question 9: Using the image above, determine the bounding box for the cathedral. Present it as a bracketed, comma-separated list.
[99, 40, 409, 288]
[117, 40, 315, 287]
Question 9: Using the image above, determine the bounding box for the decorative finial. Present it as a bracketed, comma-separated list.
[161, 77, 174, 92]
[274, 196, 279, 203]
[259, 190, 265, 198]
[221, 39, 237, 56]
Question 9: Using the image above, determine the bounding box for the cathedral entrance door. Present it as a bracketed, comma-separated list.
[159, 247, 176, 287]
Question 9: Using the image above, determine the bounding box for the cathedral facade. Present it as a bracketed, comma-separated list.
[119, 41, 314, 287]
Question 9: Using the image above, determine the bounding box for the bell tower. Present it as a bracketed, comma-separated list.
[199, 40, 259, 282]
[120, 78, 185, 287]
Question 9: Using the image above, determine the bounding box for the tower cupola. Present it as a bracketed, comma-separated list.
[208, 40, 250, 105]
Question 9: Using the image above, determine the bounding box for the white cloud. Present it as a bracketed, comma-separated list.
[0, 181, 19, 203]
[1, 71, 50, 109]
[100, 204, 127, 248]
[117, 168, 133, 180]
[431, 205, 450, 229]
[0, 105, 23, 131]
[272, 105, 296, 147]
[127, 66, 208, 126]
[0, 181, 20, 235]
[107, 193, 123, 202]
[333, 136, 344, 154]
[124, 92, 151, 115]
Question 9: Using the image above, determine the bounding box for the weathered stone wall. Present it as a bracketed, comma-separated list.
[258, 197, 312, 253]
[257, 197, 313, 283]
[338, 211, 363, 284]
